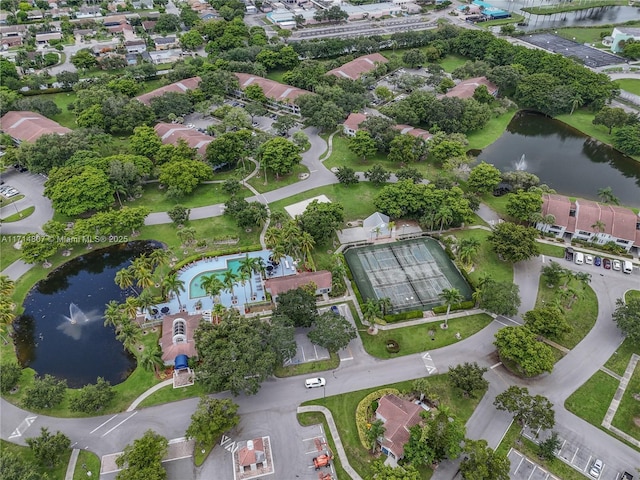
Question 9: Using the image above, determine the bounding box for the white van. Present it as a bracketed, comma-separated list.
[574, 252, 584, 265]
[623, 260, 633, 274]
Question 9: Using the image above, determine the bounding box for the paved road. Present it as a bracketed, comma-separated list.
[0, 169, 52, 235]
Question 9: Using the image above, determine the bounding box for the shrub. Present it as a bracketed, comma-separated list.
[382, 310, 423, 323]
[432, 300, 475, 314]
[355, 388, 400, 449]
[386, 339, 400, 353]
[0, 361, 22, 393]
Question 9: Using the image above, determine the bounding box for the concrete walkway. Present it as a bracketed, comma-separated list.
[376, 308, 487, 330]
[296, 405, 363, 480]
[64, 448, 80, 480]
[126, 378, 173, 412]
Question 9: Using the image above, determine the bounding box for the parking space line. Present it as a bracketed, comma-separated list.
[526, 462, 536, 480]
[571, 448, 579, 464]
[585, 455, 592, 472]
[514, 455, 525, 474]
[557, 439, 566, 455]
[300, 346, 306, 362]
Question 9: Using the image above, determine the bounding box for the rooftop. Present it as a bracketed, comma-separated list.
[234, 73, 310, 103]
[265, 271, 332, 298]
[376, 394, 423, 458]
[326, 53, 389, 81]
[0, 111, 71, 143]
[154, 122, 212, 157]
[135, 77, 201, 105]
[445, 76, 497, 99]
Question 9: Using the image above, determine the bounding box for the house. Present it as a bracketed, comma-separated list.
[233, 73, 311, 115]
[125, 39, 146, 53]
[141, 20, 157, 32]
[265, 8, 296, 29]
[234, 437, 274, 478]
[444, 76, 498, 99]
[0, 25, 28, 38]
[35, 32, 63, 44]
[609, 27, 640, 53]
[393, 124, 431, 140]
[154, 122, 213, 157]
[76, 6, 103, 18]
[341, 3, 402, 20]
[536, 194, 640, 253]
[343, 112, 367, 137]
[136, 77, 201, 104]
[1, 36, 23, 48]
[375, 394, 423, 459]
[327, 53, 389, 81]
[148, 48, 183, 64]
[238, 438, 267, 471]
[265, 271, 332, 302]
[364, 211, 392, 239]
[154, 36, 177, 50]
[158, 312, 203, 364]
[132, 0, 154, 8]
[0, 111, 71, 144]
[26, 9, 44, 21]
[199, 10, 218, 20]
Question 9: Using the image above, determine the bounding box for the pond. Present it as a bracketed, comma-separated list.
[13, 241, 160, 388]
[476, 111, 640, 208]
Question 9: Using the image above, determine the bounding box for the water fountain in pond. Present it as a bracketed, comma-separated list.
[514, 154, 527, 171]
[57, 303, 99, 340]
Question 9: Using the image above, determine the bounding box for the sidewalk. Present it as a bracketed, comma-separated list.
[126, 378, 173, 412]
[64, 448, 80, 480]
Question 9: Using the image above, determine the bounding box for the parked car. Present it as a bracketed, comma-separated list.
[594, 256, 602, 267]
[612, 259, 622, 271]
[589, 459, 603, 478]
[269, 113, 278, 120]
[585, 254, 593, 265]
[622, 472, 633, 480]
[252, 122, 259, 127]
[603, 258, 612, 269]
[330, 305, 340, 315]
[5, 190, 19, 198]
[305, 377, 326, 389]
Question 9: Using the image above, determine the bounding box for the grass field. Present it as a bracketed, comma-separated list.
[1, 205, 34, 222]
[612, 363, 640, 441]
[0, 194, 25, 208]
[604, 337, 640, 377]
[126, 182, 244, 213]
[1, 438, 72, 480]
[301, 374, 485, 480]
[438, 54, 469, 73]
[555, 27, 612, 45]
[48, 91, 78, 128]
[616, 78, 640, 96]
[535, 242, 566, 258]
[247, 163, 310, 193]
[466, 108, 518, 151]
[565, 370, 618, 428]
[322, 134, 396, 171]
[138, 381, 209, 409]
[74, 450, 101, 480]
[356, 313, 493, 359]
[452, 229, 514, 284]
[265, 69, 287, 84]
[274, 352, 340, 377]
[533, 277, 598, 349]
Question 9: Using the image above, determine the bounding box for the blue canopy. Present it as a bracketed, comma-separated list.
[175, 354, 189, 370]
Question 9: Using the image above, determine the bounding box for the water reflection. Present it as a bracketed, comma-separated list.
[477, 111, 640, 207]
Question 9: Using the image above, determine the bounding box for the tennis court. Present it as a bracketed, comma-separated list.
[344, 238, 471, 313]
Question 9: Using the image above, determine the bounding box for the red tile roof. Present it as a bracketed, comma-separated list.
[393, 124, 432, 140]
[265, 271, 332, 298]
[159, 312, 203, 363]
[327, 53, 389, 80]
[234, 73, 309, 103]
[376, 394, 423, 458]
[0, 111, 71, 143]
[135, 77, 201, 105]
[343, 112, 367, 132]
[154, 122, 213, 157]
[541, 194, 572, 227]
[445, 76, 498, 99]
[238, 437, 265, 467]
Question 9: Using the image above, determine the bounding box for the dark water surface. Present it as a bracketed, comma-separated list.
[13, 241, 159, 388]
[477, 111, 640, 207]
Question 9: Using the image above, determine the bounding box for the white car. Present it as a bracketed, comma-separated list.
[612, 260, 622, 271]
[589, 459, 603, 478]
[305, 377, 326, 389]
[585, 255, 594, 265]
[4, 190, 19, 198]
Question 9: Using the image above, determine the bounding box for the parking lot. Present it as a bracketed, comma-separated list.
[288, 327, 331, 366]
[508, 448, 560, 480]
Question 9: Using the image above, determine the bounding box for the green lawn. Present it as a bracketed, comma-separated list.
[565, 370, 618, 425]
[265, 69, 287, 83]
[534, 277, 598, 349]
[612, 363, 640, 441]
[466, 109, 517, 151]
[138, 381, 210, 409]
[268, 182, 382, 222]
[555, 27, 614, 45]
[626, 290, 640, 303]
[48, 91, 78, 129]
[0, 194, 25, 208]
[275, 352, 340, 377]
[125, 182, 242, 213]
[74, 450, 101, 480]
[479, 192, 510, 219]
[604, 337, 640, 377]
[1, 439, 72, 480]
[452, 229, 514, 284]
[616, 78, 640, 96]
[0, 236, 24, 269]
[1, 205, 34, 222]
[438, 54, 469, 73]
[536, 242, 566, 258]
[356, 313, 493, 359]
[301, 374, 485, 480]
[247, 163, 310, 194]
[323, 134, 395, 171]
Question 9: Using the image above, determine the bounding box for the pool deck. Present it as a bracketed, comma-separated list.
[147, 250, 296, 319]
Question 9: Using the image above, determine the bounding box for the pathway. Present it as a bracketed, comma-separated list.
[601, 354, 640, 448]
[64, 448, 80, 480]
[126, 378, 174, 412]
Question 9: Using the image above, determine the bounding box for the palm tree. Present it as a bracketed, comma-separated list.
[574, 271, 591, 288]
[387, 221, 395, 238]
[264, 227, 281, 249]
[116, 319, 142, 353]
[457, 238, 480, 268]
[567, 287, 581, 309]
[239, 255, 257, 298]
[271, 244, 287, 277]
[139, 346, 164, 376]
[0, 300, 16, 330]
[149, 249, 170, 269]
[569, 93, 583, 115]
[104, 300, 125, 328]
[163, 273, 185, 311]
[591, 220, 606, 234]
[597, 187, 620, 205]
[299, 231, 315, 270]
[123, 296, 140, 320]
[377, 297, 393, 316]
[177, 227, 196, 247]
[223, 270, 238, 298]
[436, 206, 454, 233]
[439, 287, 463, 328]
[115, 267, 136, 292]
[362, 298, 382, 325]
[0, 275, 15, 297]
[471, 287, 483, 308]
[201, 274, 224, 305]
[137, 288, 157, 316]
[237, 269, 250, 306]
[212, 303, 226, 324]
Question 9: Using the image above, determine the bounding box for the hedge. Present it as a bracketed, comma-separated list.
[173, 244, 262, 271]
[432, 300, 475, 314]
[355, 388, 400, 449]
[382, 310, 424, 323]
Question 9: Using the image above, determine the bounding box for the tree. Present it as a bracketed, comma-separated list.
[180, 29, 204, 50]
[335, 166, 359, 186]
[26, 428, 70, 468]
[439, 287, 463, 328]
[364, 164, 390, 186]
[506, 191, 543, 222]
[541, 261, 567, 288]
[155, 13, 181, 33]
[460, 439, 510, 480]
[69, 377, 115, 413]
[448, 362, 488, 398]
[159, 159, 212, 197]
[404, 407, 466, 466]
[365, 419, 385, 453]
[201, 274, 224, 305]
[70, 48, 97, 70]
[163, 273, 185, 311]
[0, 448, 41, 480]
[371, 460, 421, 480]
[139, 345, 165, 376]
[523, 305, 571, 338]
[167, 205, 190, 226]
[596, 186, 620, 206]
[494, 327, 555, 377]
[272, 114, 297, 136]
[23, 374, 67, 409]
[186, 397, 240, 448]
[194, 315, 286, 395]
[116, 430, 168, 480]
[488, 222, 539, 263]
[259, 137, 302, 179]
[298, 200, 344, 243]
[538, 431, 561, 460]
[308, 311, 356, 352]
[403, 49, 426, 68]
[274, 287, 318, 328]
[467, 162, 502, 194]
[130, 125, 163, 160]
[494, 386, 555, 434]
[292, 131, 310, 151]
[45, 165, 115, 216]
[472, 85, 495, 104]
[612, 297, 640, 344]
[349, 130, 377, 162]
[245, 101, 266, 122]
[592, 106, 632, 134]
[150, 92, 193, 121]
[0, 361, 21, 394]
[20, 234, 60, 265]
[395, 165, 423, 184]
